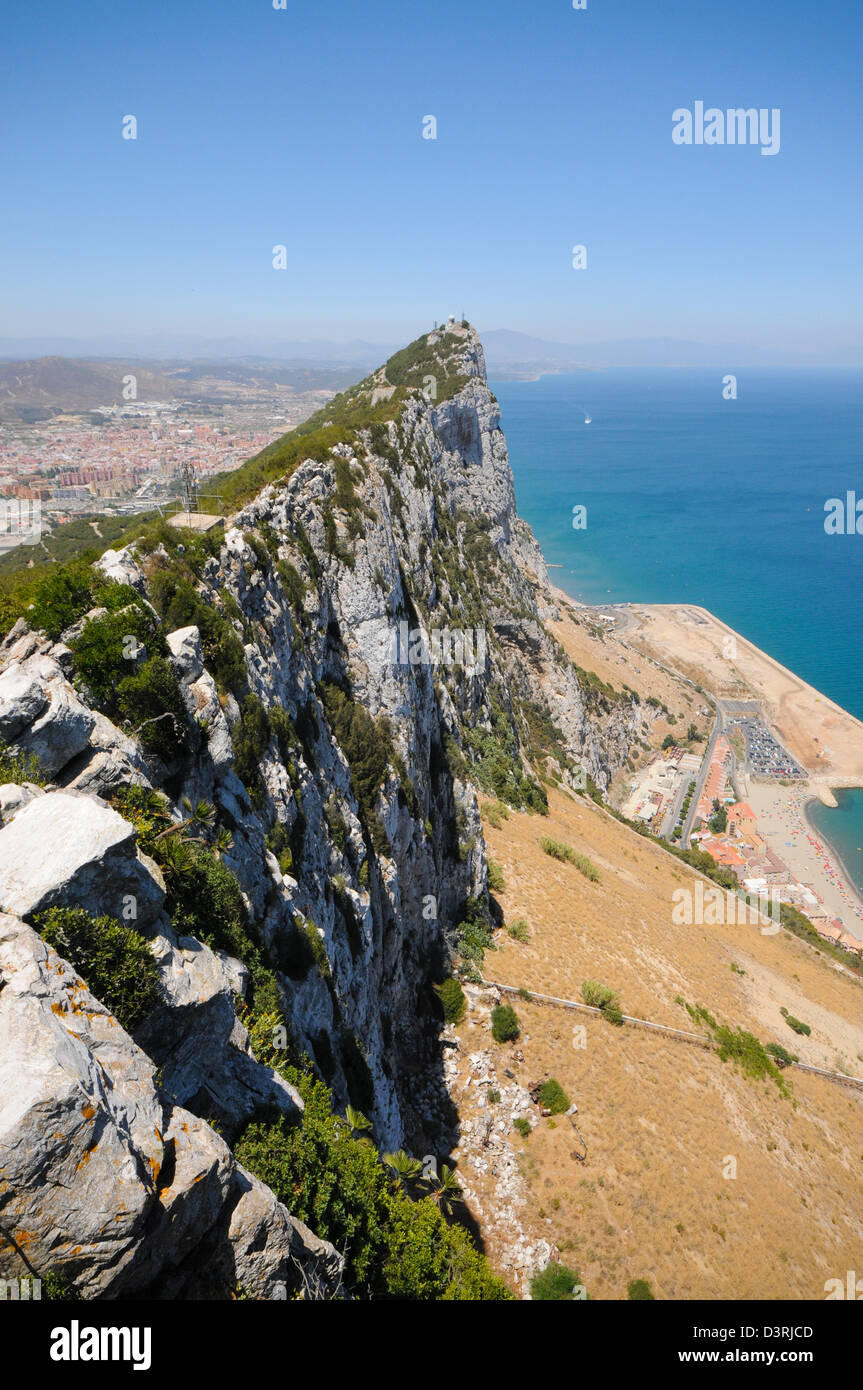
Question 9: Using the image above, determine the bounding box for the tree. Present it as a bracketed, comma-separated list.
[709, 798, 727, 833]
[491, 1003, 520, 1042]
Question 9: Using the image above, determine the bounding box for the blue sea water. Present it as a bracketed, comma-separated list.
[492, 367, 863, 887]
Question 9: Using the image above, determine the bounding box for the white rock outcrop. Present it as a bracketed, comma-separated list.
[0, 790, 165, 929]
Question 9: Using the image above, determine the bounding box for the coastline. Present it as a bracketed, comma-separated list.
[545, 583, 863, 943]
[802, 792, 863, 936]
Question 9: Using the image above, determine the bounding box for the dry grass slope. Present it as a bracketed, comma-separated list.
[457, 785, 863, 1300]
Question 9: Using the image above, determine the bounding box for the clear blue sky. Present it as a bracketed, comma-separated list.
[2, 0, 861, 354]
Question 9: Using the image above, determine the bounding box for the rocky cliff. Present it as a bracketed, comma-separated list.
[0, 324, 646, 1298]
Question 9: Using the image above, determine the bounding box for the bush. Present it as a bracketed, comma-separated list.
[484, 800, 510, 830]
[69, 599, 165, 706]
[35, 906, 161, 1034]
[781, 1007, 811, 1037]
[0, 743, 45, 787]
[538, 1078, 570, 1115]
[530, 1262, 584, 1301]
[539, 837, 600, 881]
[506, 917, 530, 943]
[491, 1003, 520, 1043]
[232, 693, 271, 804]
[581, 979, 620, 1014]
[513, 1117, 531, 1138]
[627, 1278, 655, 1300]
[234, 1067, 510, 1300]
[435, 977, 467, 1024]
[487, 859, 506, 893]
[115, 656, 190, 762]
[321, 680, 392, 847]
[765, 1042, 797, 1068]
[455, 896, 494, 967]
[28, 561, 94, 640]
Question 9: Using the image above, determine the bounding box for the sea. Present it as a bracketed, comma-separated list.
[491, 367, 863, 893]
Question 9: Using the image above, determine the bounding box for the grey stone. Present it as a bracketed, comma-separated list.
[0, 790, 165, 928]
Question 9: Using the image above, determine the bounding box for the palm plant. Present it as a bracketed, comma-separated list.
[382, 1149, 423, 1191]
[427, 1164, 463, 1215]
[344, 1105, 372, 1140]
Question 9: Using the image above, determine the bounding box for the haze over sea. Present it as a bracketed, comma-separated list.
[493, 367, 863, 892]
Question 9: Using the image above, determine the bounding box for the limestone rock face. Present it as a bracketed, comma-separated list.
[1, 659, 95, 775]
[0, 663, 47, 739]
[166, 625, 204, 684]
[0, 326, 645, 1298]
[93, 546, 148, 593]
[138, 932, 303, 1136]
[0, 790, 165, 929]
[0, 913, 340, 1299]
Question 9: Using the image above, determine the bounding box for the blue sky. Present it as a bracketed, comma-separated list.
[1, 0, 861, 355]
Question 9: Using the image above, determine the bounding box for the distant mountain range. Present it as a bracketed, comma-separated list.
[0, 357, 362, 421]
[0, 330, 860, 387]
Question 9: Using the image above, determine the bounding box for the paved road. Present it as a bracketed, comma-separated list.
[680, 707, 722, 844]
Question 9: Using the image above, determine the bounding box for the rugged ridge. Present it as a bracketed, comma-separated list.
[0, 324, 647, 1296]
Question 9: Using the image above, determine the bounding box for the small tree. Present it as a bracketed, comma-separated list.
[491, 1003, 520, 1042]
[627, 1278, 655, 1300]
[538, 1078, 570, 1115]
[435, 977, 467, 1024]
[531, 1263, 585, 1301]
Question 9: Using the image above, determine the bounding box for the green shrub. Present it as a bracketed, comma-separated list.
[581, 979, 621, 1019]
[320, 680, 392, 847]
[436, 977, 467, 1024]
[627, 1278, 655, 1300]
[539, 837, 599, 881]
[234, 1067, 510, 1300]
[513, 1117, 531, 1138]
[35, 907, 161, 1034]
[115, 656, 190, 762]
[538, 1078, 570, 1115]
[491, 1003, 520, 1043]
[483, 801, 510, 830]
[148, 571, 247, 694]
[455, 896, 494, 967]
[0, 743, 45, 787]
[28, 561, 95, 639]
[765, 1042, 797, 1068]
[530, 1262, 584, 1301]
[487, 859, 505, 892]
[487, 1089, 501, 1104]
[69, 599, 165, 706]
[781, 1007, 811, 1037]
[506, 917, 530, 943]
[232, 693, 271, 804]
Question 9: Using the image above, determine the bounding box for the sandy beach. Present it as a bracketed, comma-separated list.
[746, 783, 863, 942]
[575, 599, 863, 943]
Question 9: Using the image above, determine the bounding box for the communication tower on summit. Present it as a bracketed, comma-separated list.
[180, 458, 199, 513]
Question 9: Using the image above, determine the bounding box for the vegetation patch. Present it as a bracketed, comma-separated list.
[35, 906, 161, 1034]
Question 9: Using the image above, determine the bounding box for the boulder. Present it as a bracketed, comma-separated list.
[137, 932, 303, 1136]
[9, 670, 95, 776]
[0, 912, 165, 1296]
[0, 789, 165, 929]
[166, 625, 204, 684]
[0, 912, 342, 1300]
[0, 664, 47, 740]
[0, 780, 44, 824]
[93, 546, 147, 594]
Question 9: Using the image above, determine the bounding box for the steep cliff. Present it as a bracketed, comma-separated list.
[0, 325, 647, 1297]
